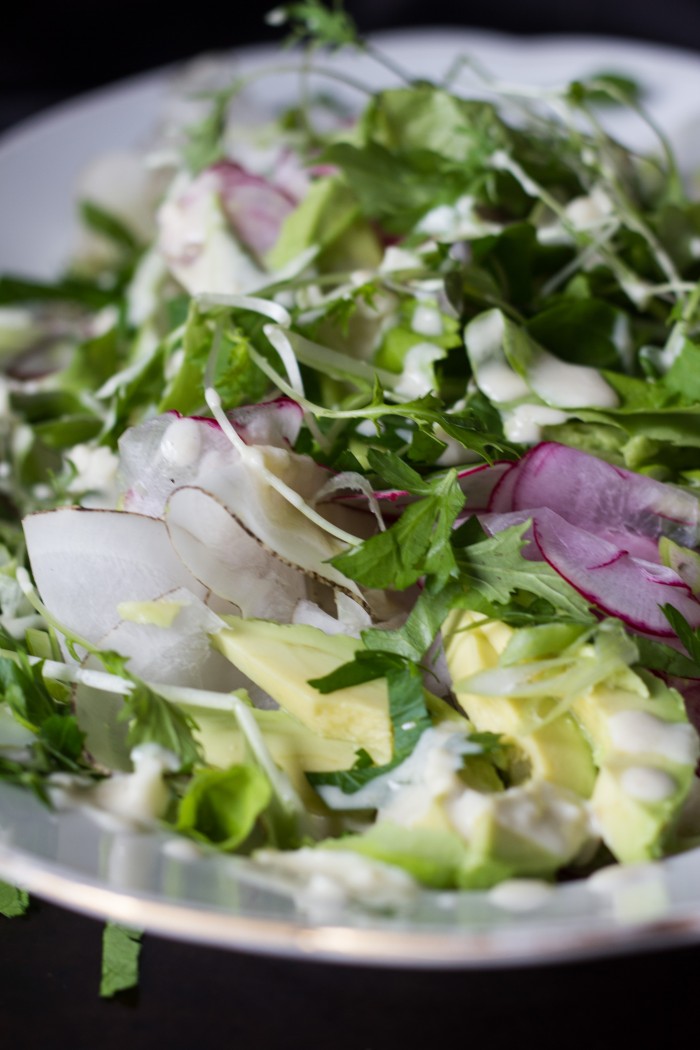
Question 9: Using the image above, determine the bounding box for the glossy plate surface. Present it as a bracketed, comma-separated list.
[2, 29, 700, 966]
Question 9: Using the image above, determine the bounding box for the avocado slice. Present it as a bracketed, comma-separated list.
[442, 610, 597, 797]
[213, 617, 392, 764]
[178, 701, 359, 813]
[569, 667, 700, 862]
[319, 776, 590, 890]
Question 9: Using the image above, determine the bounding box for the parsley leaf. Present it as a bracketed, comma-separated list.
[117, 682, 201, 770]
[100, 923, 142, 999]
[0, 881, 29, 918]
[332, 455, 465, 589]
[456, 522, 593, 621]
[308, 660, 431, 794]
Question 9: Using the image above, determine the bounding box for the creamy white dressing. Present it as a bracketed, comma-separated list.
[252, 846, 417, 913]
[51, 744, 180, 829]
[527, 354, 619, 409]
[411, 305, 443, 337]
[565, 187, 613, 231]
[67, 444, 119, 496]
[488, 878, 554, 912]
[450, 780, 590, 859]
[417, 195, 501, 242]
[395, 342, 445, 399]
[608, 710, 699, 767]
[503, 404, 569, 443]
[159, 416, 204, 468]
[619, 766, 677, 803]
[476, 361, 531, 403]
[379, 246, 424, 273]
[317, 726, 473, 822]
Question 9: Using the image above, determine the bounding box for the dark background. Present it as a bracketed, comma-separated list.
[4, 0, 700, 130]
[4, 1, 700, 1044]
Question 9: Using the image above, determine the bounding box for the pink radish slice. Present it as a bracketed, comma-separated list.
[531, 507, 700, 636]
[476, 510, 540, 559]
[511, 442, 699, 546]
[213, 161, 297, 258]
[458, 461, 514, 511]
[487, 460, 520, 512]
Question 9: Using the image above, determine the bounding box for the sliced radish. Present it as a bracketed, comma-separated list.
[213, 161, 297, 259]
[458, 460, 514, 511]
[23, 508, 208, 646]
[511, 443, 699, 546]
[119, 403, 303, 518]
[531, 507, 700, 636]
[97, 587, 242, 692]
[165, 486, 308, 620]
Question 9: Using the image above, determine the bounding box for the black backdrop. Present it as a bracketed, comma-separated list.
[3, 0, 700, 105]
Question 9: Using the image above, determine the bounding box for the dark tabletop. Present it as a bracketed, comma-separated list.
[1, 896, 699, 1048]
[4, 2, 700, 1044]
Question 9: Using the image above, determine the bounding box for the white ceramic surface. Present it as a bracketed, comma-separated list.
[2, 29, 700, 967]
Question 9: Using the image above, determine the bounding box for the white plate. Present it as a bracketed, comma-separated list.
[2, 29, 700, 967]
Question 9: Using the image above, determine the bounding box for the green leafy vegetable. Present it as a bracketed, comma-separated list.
[176, 764, 272, 849]
[100, 923, 142, 998]
[0, 881, 29, 918]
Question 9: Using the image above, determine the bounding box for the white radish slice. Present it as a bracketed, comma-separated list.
[97, 587, 243, 692]
[226, 397, 303, 448]
[165, 486, 308, 620]
[23, 508, 208, 646]
[118, 402, 303, 518]
[214, 161, 297, 259]
[195, 445, 364, 599]
[532, 507, 700, 636]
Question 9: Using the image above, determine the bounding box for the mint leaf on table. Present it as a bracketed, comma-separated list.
[100, 923, 142, 999]
[0, 881, 29, 918]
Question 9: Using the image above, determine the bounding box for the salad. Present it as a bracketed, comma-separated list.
[2, 2, 700, 906]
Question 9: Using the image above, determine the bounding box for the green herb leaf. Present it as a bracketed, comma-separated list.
[332, 464, 464, 589]
[118, 682, 201, 770]
[79, 201, 140, 253]
[456, 522, 594, 621]
[308, 660, 431, 794]
[0, 881, 29, 918]
[100, 923, 142, 999]
[176, 764, 272, 849]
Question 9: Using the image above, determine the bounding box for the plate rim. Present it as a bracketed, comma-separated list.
[2, 28, 700, 967]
